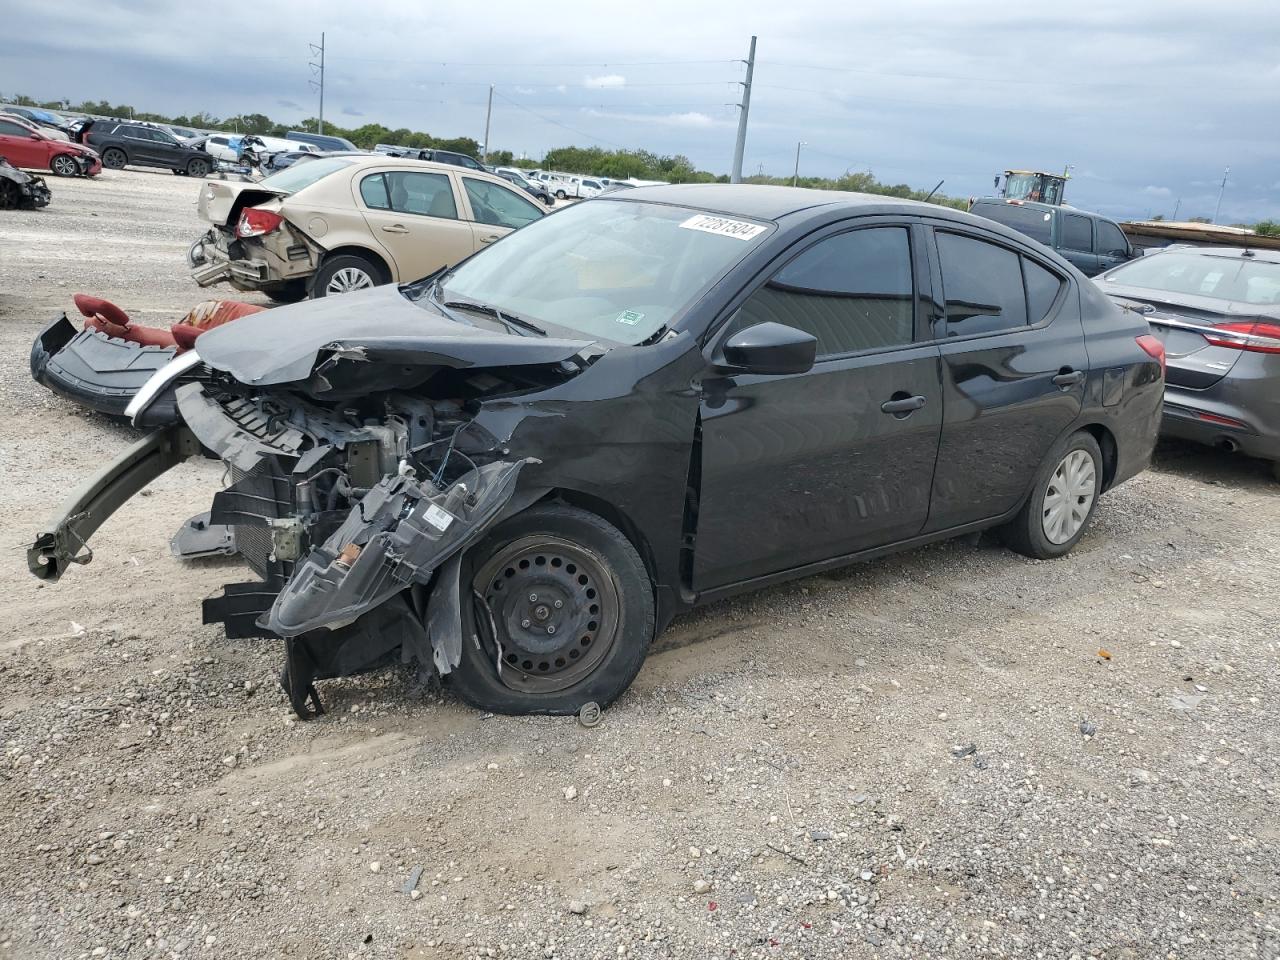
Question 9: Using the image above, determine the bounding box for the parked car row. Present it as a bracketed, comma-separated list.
[0, 113, 101, 178]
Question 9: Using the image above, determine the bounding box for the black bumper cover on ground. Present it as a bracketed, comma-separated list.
[29, 314, 180, 424]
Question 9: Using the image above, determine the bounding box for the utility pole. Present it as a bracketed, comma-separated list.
[730, 35, 756, 184]
[482, 84, 494, 164]
[309, 33, 326, 135]
[792, 140, 805, 187]
[1172, 198, 1181, 220]
[1212, 166, 1229, 223]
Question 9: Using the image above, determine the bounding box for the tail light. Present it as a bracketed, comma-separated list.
[1202, 320, 1280, 355]
[1135, 334, 1166, 377]
[236, 207, 283, 238]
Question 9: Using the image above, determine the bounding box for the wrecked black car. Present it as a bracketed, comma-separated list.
[29, 185, 1164, 718]
[0, 156, 52, 209]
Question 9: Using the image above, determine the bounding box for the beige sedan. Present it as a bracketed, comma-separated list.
[189, 155, 549, 300]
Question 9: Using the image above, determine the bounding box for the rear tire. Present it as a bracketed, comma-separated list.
[449, 503, 654, 715]
[1002, 430, 1103, 559]
[101, 148, 126, 169]
[49, 154, 80, 177]
[310, 253, 387, 298]
[187, 158, 210, 178]
[265, 280, 309, 303]
[0, 179, 18, 209]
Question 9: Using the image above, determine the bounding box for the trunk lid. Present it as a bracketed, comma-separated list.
[1108, 289, 1263, 389]
[197, 179, 287, 228]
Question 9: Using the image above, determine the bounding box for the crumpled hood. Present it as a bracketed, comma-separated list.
[195, 284, 596, 385]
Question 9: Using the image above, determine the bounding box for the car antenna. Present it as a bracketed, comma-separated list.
[922, 179, 944, 203]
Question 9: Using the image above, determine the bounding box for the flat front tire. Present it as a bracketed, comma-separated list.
[449, 503, 654, 715]
[1002, 430, 1103, 559]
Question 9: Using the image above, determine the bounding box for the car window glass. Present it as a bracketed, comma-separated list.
[360, 173, 391, 210]
[730, 227, 915, 359]
[1095, 220, 1128, 255]
[386, 171, 458, 219]
[937, 232, 1028, 335]
[969, 201, 1053, 245]
[0, 120, 29, 136]
[1062, 215, 1093, 252]
[1023, 258, 1064, 323]
[462, 177, 541, 229]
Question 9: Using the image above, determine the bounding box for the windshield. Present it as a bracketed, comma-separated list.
[257, 156, 357, 194]
[434, 199, 771, 344]
[1104, 251, 1280, 306]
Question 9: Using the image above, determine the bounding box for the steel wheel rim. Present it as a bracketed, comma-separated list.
[1041, 448, 1097, 544]
[474, 535, 620, 694]
[52, 156, 76, 175]
[325, 267, 374, 294]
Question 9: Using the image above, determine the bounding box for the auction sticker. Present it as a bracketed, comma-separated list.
[679, 214, 767, 241]
[615, 310, 645, 326]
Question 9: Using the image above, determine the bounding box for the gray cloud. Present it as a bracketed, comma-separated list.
[2, 0, 1277, 220]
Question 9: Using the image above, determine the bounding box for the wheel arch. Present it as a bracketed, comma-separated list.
[1078, 422, 1119, 491]
[317, 244, 393, 282]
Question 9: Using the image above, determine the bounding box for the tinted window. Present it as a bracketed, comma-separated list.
[387, 171, 457, 219]
[1095, 220, 1128, 255]
[1062, 215, 1093, 252]
[732, 227, 915, 359]
[970, 201, 1053, 245]
[1023, 258, 1065, 323]
[360, 173, 391, 210]
[463, 177, 541, 229]
[937, 232, 1028, 335]
[0, 120, 30, 136]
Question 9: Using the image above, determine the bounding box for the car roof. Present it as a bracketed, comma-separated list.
[1145, 245, 1280, 265]
[608, 183, 951, 223]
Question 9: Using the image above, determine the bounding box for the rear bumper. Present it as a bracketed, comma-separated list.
[30, 314, 179, 420]
[190, 228, 316, 291]
[1162, 396, 1280, 462]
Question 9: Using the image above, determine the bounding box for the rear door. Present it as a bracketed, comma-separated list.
[694, 222, 943, 589]
[354, 168, 474, 280]
[459, 176, 544, 249]
[0, 118, 44, 168]
[924, 226, 1087, 531]
[1059, 212, 1101, 275]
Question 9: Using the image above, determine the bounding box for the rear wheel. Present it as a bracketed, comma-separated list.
[1002, 430, 1103, 559]
[49, 154, 80, 177]
[450, 503, 654, 715]
[311, 253, 386, 297]
[0, 179, 18, 209]
[265, 280, 309, 303]
[101, 147, 126, 169]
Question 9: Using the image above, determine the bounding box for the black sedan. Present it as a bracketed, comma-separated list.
[29, 185, 1164, 719]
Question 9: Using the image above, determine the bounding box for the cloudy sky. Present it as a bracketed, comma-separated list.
[5, 0, 1278, 222]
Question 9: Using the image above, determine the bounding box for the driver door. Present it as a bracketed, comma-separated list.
[459, 176, 545, 250]
[693, 222, 943, 590]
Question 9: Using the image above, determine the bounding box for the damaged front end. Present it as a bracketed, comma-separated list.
[30, 325, 590, 717]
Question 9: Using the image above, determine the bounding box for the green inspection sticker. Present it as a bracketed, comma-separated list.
[615, 310, 645, 326]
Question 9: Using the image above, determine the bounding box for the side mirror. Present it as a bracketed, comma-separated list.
[719, 321, 817, 376]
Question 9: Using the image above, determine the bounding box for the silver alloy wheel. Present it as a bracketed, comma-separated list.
[51, 155, 78, 176]
[1041, 448, 1097, 544]
[325, 266, 375, 295]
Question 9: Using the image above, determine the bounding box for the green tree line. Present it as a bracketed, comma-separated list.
[5, 92, 963, 208]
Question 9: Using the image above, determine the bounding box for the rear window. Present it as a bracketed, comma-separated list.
[257, 156, 357, 194]
[1104, 252, 1280, 306]
[971, 202, 1053, 245]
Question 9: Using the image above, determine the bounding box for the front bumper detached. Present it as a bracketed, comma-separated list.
[28, 425, 200, 581]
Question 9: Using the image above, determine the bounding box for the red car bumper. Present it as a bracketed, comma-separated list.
[82, 156, 102, 176]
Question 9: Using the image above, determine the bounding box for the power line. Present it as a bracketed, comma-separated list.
[493, 91, 627, 149]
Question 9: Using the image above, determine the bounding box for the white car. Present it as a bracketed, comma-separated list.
[554, 176, 605, 200]
[201, 134, 320, 164]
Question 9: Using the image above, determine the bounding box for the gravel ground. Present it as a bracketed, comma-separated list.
[0, 171, 1278, 960]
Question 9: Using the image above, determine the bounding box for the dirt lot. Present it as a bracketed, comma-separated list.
[1, 171, 1278, 960]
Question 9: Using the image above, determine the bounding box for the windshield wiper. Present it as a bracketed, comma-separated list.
[441, 299, 546, 337]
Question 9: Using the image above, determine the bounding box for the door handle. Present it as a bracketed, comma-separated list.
[880, 395, 927, 416]
[479, 234, 501, 244]
[380, 224, 409, 234]
[1052, 369, 1085, 388]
